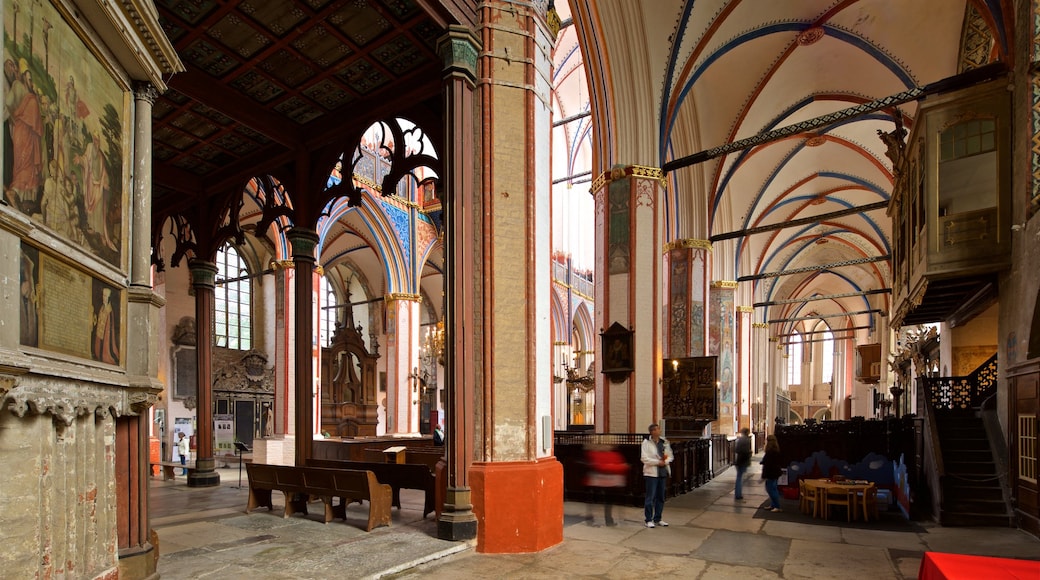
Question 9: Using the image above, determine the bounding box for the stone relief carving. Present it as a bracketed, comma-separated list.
[213, 350, 274, 394]
[172, 316, 197, 346]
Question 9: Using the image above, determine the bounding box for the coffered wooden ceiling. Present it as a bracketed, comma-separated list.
[151, 0, 461, 216]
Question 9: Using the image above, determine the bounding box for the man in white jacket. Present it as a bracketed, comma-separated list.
[640, 423, 673, 528]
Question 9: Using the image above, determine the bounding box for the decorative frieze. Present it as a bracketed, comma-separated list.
[6, 378, 153, 425]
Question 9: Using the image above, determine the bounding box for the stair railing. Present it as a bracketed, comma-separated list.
[919, 375, 946, 520]
[921, 354, 998, 411]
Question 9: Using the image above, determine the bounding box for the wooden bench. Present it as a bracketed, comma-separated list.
[151, 461, 195, 481]
[245, 463, 392, 531]
[307, 458, 436, 518]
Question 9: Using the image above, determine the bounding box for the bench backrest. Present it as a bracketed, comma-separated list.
[308, 459, 433, 481]
[246, 463, 378, 499]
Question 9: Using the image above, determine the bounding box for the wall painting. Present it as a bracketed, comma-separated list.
[4, 0, 126, 267]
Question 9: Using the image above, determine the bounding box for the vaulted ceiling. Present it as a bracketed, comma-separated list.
[568, 0, 1009, 338]
[150, 0, 1011, 337]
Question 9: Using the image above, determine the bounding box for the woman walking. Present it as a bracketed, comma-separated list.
[760, 435, 784, 512]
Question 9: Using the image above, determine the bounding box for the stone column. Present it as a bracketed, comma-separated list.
[709, 281, 737, 436]
[465, 0, 560, 553]
[662, 239, 711, 357]
[127, 82, 164, 544]
[288, 228, 319, 466]
[593, 166, 665, 433]
[383, 293, 421, 434]
[736, 306, 753, 431]
[752, 322, 769, 432]
[437, 25, 480, 542]
[188, 260, 219, 487]
[271, 261, 296, 439]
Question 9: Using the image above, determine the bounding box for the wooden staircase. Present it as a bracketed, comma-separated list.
[923, 355, 1016, 527]
[933, 409, 1015, 527]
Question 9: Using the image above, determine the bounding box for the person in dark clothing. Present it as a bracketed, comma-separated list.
[733, 428, 752, 500]
[760, 434, 784, 512]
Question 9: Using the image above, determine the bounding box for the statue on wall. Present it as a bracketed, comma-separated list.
[878, 116, 908, 176]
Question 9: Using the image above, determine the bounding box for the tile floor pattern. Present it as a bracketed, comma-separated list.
[152, 459, 1039, 579]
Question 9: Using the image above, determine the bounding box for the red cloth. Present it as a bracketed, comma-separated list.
[584, 449, 628, 487]
[918, 552, 1040, 580]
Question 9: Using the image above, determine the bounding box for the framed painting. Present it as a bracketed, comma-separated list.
[4, 0, 129, 268]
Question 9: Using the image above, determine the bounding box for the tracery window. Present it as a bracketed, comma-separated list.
[320, 276, 337, 348]
[215, 244, 251, 350]
[787, 334, 802, 386]
[820, 330, 833, 384]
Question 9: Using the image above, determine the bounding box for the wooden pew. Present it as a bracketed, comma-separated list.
[307, 458, 436, 518]
[245, 463, 392, 531]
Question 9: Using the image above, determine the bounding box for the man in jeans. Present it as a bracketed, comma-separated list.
[640, 423, 673, 528]
[733, 428, 752, 500]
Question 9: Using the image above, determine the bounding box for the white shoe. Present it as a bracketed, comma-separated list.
[655, 520, 669, 527]
[644, 521, 655, 528]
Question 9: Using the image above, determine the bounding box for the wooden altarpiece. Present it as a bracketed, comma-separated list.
[661, 356, 718, 435]
[320, 305, 380, 437]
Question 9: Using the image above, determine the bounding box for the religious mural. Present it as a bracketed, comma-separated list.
[4, 0, 126, 267]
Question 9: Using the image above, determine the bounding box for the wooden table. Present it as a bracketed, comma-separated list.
[918, 551, 1040, 580]
[801, 478, 875, 520]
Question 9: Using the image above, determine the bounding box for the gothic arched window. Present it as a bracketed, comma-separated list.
[215, 244, 251, 350]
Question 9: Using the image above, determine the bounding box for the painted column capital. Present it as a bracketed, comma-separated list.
[590, 164, 666, 193]
[385, 292, 422, 303]
[287, 228, 320, 262]
[187, 259, 217, 289]
[438, 26, 480, 85]
[663, 238, 712, 252]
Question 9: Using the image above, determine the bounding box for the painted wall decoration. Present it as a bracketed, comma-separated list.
[20, 241, 123, 365]
[4, 0, 126, 267]
[668, 249, 688, 355]
[710, 283, 735, 404]
[607, 171, 630, 275]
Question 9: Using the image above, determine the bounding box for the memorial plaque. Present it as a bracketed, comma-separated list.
[21, 241, 123, 365]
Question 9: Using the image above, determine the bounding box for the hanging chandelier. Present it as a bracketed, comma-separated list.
[421, 319, 445, 366]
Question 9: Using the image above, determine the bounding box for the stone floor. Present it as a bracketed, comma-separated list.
[152, 459, 1040, 579]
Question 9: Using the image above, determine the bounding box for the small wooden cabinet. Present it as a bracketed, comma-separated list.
[856, 343, 882, 384]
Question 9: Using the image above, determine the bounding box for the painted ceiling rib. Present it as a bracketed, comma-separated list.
[768, 309, 883, 324]
[712, 201, 889, 243]
[739, 255, 890, 282]
[662, 62, 1007, 173]
[755, 288, 891, 308]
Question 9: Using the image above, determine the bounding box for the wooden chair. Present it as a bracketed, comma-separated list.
[799, 480, 820, 518]
[859, 485, 879, 522]
[824, 487, 856, 521]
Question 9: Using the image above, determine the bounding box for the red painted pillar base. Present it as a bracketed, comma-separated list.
[470, 458, 563, 553]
